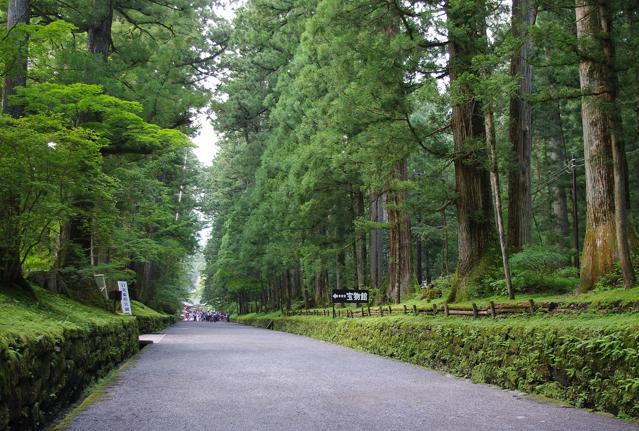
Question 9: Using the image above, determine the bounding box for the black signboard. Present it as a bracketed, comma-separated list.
[331, 289, 369, 304]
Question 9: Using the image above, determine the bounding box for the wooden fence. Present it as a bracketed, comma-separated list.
[285, 299, 557, 319]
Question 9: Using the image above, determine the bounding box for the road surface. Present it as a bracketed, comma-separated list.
[63, 322, 638, 431]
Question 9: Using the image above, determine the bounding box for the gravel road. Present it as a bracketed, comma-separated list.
[63, 321, 638, 431]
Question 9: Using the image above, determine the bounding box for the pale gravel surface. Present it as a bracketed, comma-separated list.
[64, 321, 638, 431]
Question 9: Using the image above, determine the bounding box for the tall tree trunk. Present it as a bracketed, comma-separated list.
[576, 0, 636, 290]
[0, 0, 31, 292]
[352, 190, 367, 288]
[313, 270, 327, 306]
[548, 101, 570, 240]
[284, 269, 291, 310]
[507, 0, 536, 252]
[369, 192, 384, 288]
[87, 1, 113, 59]
[486, 108, 515, 299]
[447, 0, 495, 302]
[2, 0, 29, 116]
[387, 158, 412, 303]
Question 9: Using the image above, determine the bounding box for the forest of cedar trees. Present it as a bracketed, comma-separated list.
[1, 0, 639, 314]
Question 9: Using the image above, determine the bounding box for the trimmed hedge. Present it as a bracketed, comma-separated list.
[238, 314, 639, 419]
[0, 289, 173, 430]
[130, 300, 176, 334]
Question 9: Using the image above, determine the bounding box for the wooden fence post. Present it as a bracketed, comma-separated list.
[403, 305, 408, 314]
[444, 302, 449, 316]
[432, 304, 437, 315]
[413, 304, 417, 315]
[388, 306, 392, 314]
[379, 306, 384, 316]
[472, 303, 479, 319]
[368, 306, 371, 317]
[528, 299, 535, 315]
[489, 301, 496, 318]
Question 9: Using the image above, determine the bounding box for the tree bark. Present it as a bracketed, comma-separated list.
[447, 0, 495, 301]
[547, 101, 570, 240]
[386, 158, 412, 304]
[486, 108, 515, 299]
[352, 190, 367, 288]
[576, 0, 636, 290]
[0, 0, 31, 292]
[2, 0, 29, 116]
[369, 192, 384, 288]
[507, 0, 536, 252]
[87, 1, 113, 59]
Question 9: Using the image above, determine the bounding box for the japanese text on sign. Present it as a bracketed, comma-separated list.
[117, 281, 133, 315]
[331, 289, 369, 304]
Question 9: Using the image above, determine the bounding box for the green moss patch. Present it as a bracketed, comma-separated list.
[129, 300, 176, 334]
[237, 312, 639, 419]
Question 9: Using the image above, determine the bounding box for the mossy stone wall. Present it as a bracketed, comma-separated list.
[0, 319, 138, 430]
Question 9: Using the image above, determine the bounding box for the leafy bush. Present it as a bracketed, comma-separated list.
[420, 286, 443, 301]
[555, 266, 579, 278]
[425, 275, 453, 297]
[510, 245, 571, 275]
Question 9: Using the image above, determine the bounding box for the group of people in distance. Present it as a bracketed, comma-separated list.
[185, 310, 230, 322]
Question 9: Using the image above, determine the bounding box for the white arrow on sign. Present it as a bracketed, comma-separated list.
[332, 293, 338, 299]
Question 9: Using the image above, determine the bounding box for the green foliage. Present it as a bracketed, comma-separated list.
[238, 313, 639, 419]
[510, 245, 572, 275]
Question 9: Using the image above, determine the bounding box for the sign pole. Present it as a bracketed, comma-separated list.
[332, 304, 336, 319]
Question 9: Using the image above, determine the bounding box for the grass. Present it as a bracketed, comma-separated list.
[0, 286, 134, 344]
[128, 300, 170, 318]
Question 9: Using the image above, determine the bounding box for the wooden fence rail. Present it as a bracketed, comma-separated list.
[284, 298, 554, 319]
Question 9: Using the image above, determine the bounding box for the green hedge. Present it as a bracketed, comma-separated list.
[130, 300, 176, 334]
[238, 313, 639, 419]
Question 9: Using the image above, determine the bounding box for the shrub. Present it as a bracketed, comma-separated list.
[510, 245, 571, 275]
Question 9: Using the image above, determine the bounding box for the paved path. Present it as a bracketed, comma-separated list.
[64, 322, 637, 431]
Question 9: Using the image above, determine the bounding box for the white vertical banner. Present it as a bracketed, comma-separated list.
[117, 281, 133, 315]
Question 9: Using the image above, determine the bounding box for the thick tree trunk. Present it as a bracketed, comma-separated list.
[0, 0, 31, 292]
[447, 0, 495, 301]
[507, 0, 536, 252]
[386, 159, 412, 304]
[2, 0, 29, 116]
[313, 270, 327, 306]
[369, 192, 384, 288]
[576, 0, 635, 290]
[87, 1, 113, 59]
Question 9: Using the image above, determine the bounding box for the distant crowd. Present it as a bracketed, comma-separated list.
[185, 310, 230, 322]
